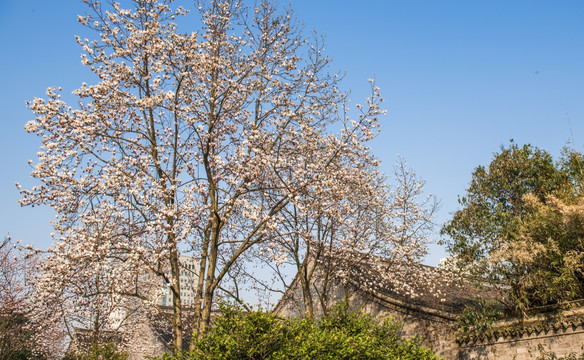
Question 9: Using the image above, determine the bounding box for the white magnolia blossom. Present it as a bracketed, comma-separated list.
[247, 157, 447, 316]
[21, 0, 384, 352]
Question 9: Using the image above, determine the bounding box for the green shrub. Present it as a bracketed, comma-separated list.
[186, 305, 290, 360]
[457, 299, 504, 338]
[163, 302, 439, 360]
[62, 343, 128, 360]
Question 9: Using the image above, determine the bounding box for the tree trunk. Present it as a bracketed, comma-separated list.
[169, 237, 183, 351]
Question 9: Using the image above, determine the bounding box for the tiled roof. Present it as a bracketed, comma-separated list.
[274, 252, 499, 320]
[342, 256, 498, 317]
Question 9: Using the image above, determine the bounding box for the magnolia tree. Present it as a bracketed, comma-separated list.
[253, 158, 439, 317]
[0, 236, 63, 359]
[20, 0, 384, 351]
[34, 208, 163, 350]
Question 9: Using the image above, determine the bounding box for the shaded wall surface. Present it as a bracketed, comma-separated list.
[456, 310, 584, 360]
[458, 325, 584, 359]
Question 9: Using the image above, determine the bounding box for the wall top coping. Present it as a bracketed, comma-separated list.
[458, 305, 584, 344]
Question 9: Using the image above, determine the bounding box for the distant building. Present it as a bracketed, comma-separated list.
[69, 308, 173, 360]
[70, 255, 199, 359]
[159, 255, 198, 307]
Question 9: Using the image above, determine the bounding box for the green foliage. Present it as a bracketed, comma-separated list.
[441, 143, 584, 314]
[514, 194, 584, 307]
[456, 299, 504, 339]
[441, 143, 566, 270]
[162, 303, 439, 360]
[185, 304, 290, 360]
[62, 343, 128, 360]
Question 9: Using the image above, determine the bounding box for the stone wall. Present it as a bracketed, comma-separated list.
[455, 307, 584, 359]
[273, 267, 584, 360]
[357, 294, 459, 359]
[276, 282, 584, 359]
[457, 323, 584, 360]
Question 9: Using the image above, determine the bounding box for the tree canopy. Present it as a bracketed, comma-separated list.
[441, 143, 584, 314]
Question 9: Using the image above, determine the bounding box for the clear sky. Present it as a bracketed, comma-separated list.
[1, 1, 583, 265]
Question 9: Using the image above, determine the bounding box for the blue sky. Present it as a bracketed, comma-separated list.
[1, 1, 583, 265]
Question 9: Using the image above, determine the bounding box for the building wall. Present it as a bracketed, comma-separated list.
[352, 299, 584, 359]
[159, 255, 198, 307]
[457, 324, 584, 360]
[122, 312, 171, 360]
